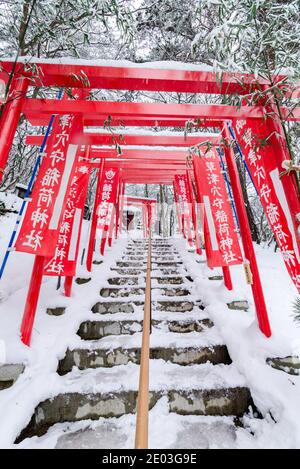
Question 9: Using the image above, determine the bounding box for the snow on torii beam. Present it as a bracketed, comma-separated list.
[25, 133, 220, 147]
[124, 197, 156, 205]
[26, 116, 225, 128]
[2, 58, 297, 95]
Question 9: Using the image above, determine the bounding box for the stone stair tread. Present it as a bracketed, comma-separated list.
[60, 361, 247, 394]
[72, 326, 224, 350]
[85, 309, 211, 322]
[51, 413, 238, 449]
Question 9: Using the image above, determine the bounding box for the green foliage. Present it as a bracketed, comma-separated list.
[293, 296, 300, 324]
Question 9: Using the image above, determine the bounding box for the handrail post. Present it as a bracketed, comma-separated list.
[135, 232, 152, 449]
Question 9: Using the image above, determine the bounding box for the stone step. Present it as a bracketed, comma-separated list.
[91, 300, 198, 314]
[107, 276, 187, 286]
[16, 385, 252, 442]
[122, 256, 180, 262]
[58, 344, 231, 374]
[75, 277, 91, 285]
[78, 318, 214, 340]
[100, 287, 190, 298]
[0, 364, 25, 391]
[156, 300, 196, 312]
[92, 301, 142, 314]
[110, 268, 184, 276]
[116, 261, 183, 267]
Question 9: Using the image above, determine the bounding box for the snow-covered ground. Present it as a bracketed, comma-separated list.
[0, 208, 299, 449]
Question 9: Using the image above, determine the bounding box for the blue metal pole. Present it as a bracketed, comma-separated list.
[0, 89, 63, 279]
[227, 124, 259, 196]
[217, 146, 240, 231]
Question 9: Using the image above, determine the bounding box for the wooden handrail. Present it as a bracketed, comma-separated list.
[135, 233, 152, 449]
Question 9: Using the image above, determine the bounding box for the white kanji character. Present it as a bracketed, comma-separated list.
[64, 208, 75, 219]
[77, 166, 89, 174]
[218, 223, 230, 237]
[208, 173, 219, 185]
[59, 115, 73, 129]
[282, 246, 296, 267]
[45, 259, 64, 274]
[53, 131, 69, 149]
[31, 208, 49, 228]
[60, 221, 71, 234]
[243, 128, 254, 148]
[58, 234, 68, 247]
[54, 247, 66, 261]
[215, 210, 228, 223]
[206, 162, 216, 173]
[222, 250, 237, 264]
[260, 184, 271, 204]
[212, 198, 224, 210]
[274, 224, 289, 245]
[41, 168, 61, 187]
[220, 237, 233, 250]
[49, 150, 65, 167]
[22, 229, 43, 251]
[37, 188, 54, 208]
[211, 186, 222, 197]
[103, 183, 112, 193]
[254, 165, 266, 186]
[248, 148, 259, 166]
[266, 203, 280, 224]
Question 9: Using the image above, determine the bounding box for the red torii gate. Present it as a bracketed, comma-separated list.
[123, 196, 156, 237]
[0, 57, 300, 345]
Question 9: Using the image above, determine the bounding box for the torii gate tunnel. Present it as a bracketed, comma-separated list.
[0, 58, 300, 345]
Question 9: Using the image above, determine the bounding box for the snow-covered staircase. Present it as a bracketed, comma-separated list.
[16, 238, 254, 447]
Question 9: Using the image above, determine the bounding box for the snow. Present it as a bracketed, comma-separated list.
[0, 192, 22, 212]
[85, 128, 219, 138]
[1, 56, 216, 72]
[0, 211, 300, 448]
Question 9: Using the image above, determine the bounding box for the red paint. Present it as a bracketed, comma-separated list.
[222, 126, 271, 337]
[222, 266, 233, 291]
[0, 77, 28, 183]
[20, 255, 45, 346]
[86, 159, 104, 272]
[64, 276, 73, 297]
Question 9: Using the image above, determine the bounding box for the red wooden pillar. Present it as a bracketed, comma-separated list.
[266, 110, 300, 245]
[118, 182, 125, 234]
[186, 170, 202, 254]
[173, 182, 182, 234]
[20, 255, 45, 346]
[222, 266, 233, 291]
[108, 205, 116, 247]
[86, 159, 104, 272]
[222, 126, 271, 337]
[114, 182, 121, 239]
[0, 77, 29, 183]
[64, 276, 73, 297]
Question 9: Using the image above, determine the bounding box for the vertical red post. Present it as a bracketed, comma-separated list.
[0, 77, 29, 182]
[100, 222, 109, 255]
[20, 255, 45, 346]
[108, 206, 116, 247]
[222, 126, 271, 337]
[118, 182, 125, 234]
[64, 276, 73, 297]
[173, 182, 182, 234]
[267, 111, 300, 245]
[86, 159, 104, 272]
[186, 170, 202, 254]
[222, 266, 233, 291]
[114, 182, 121, 239]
